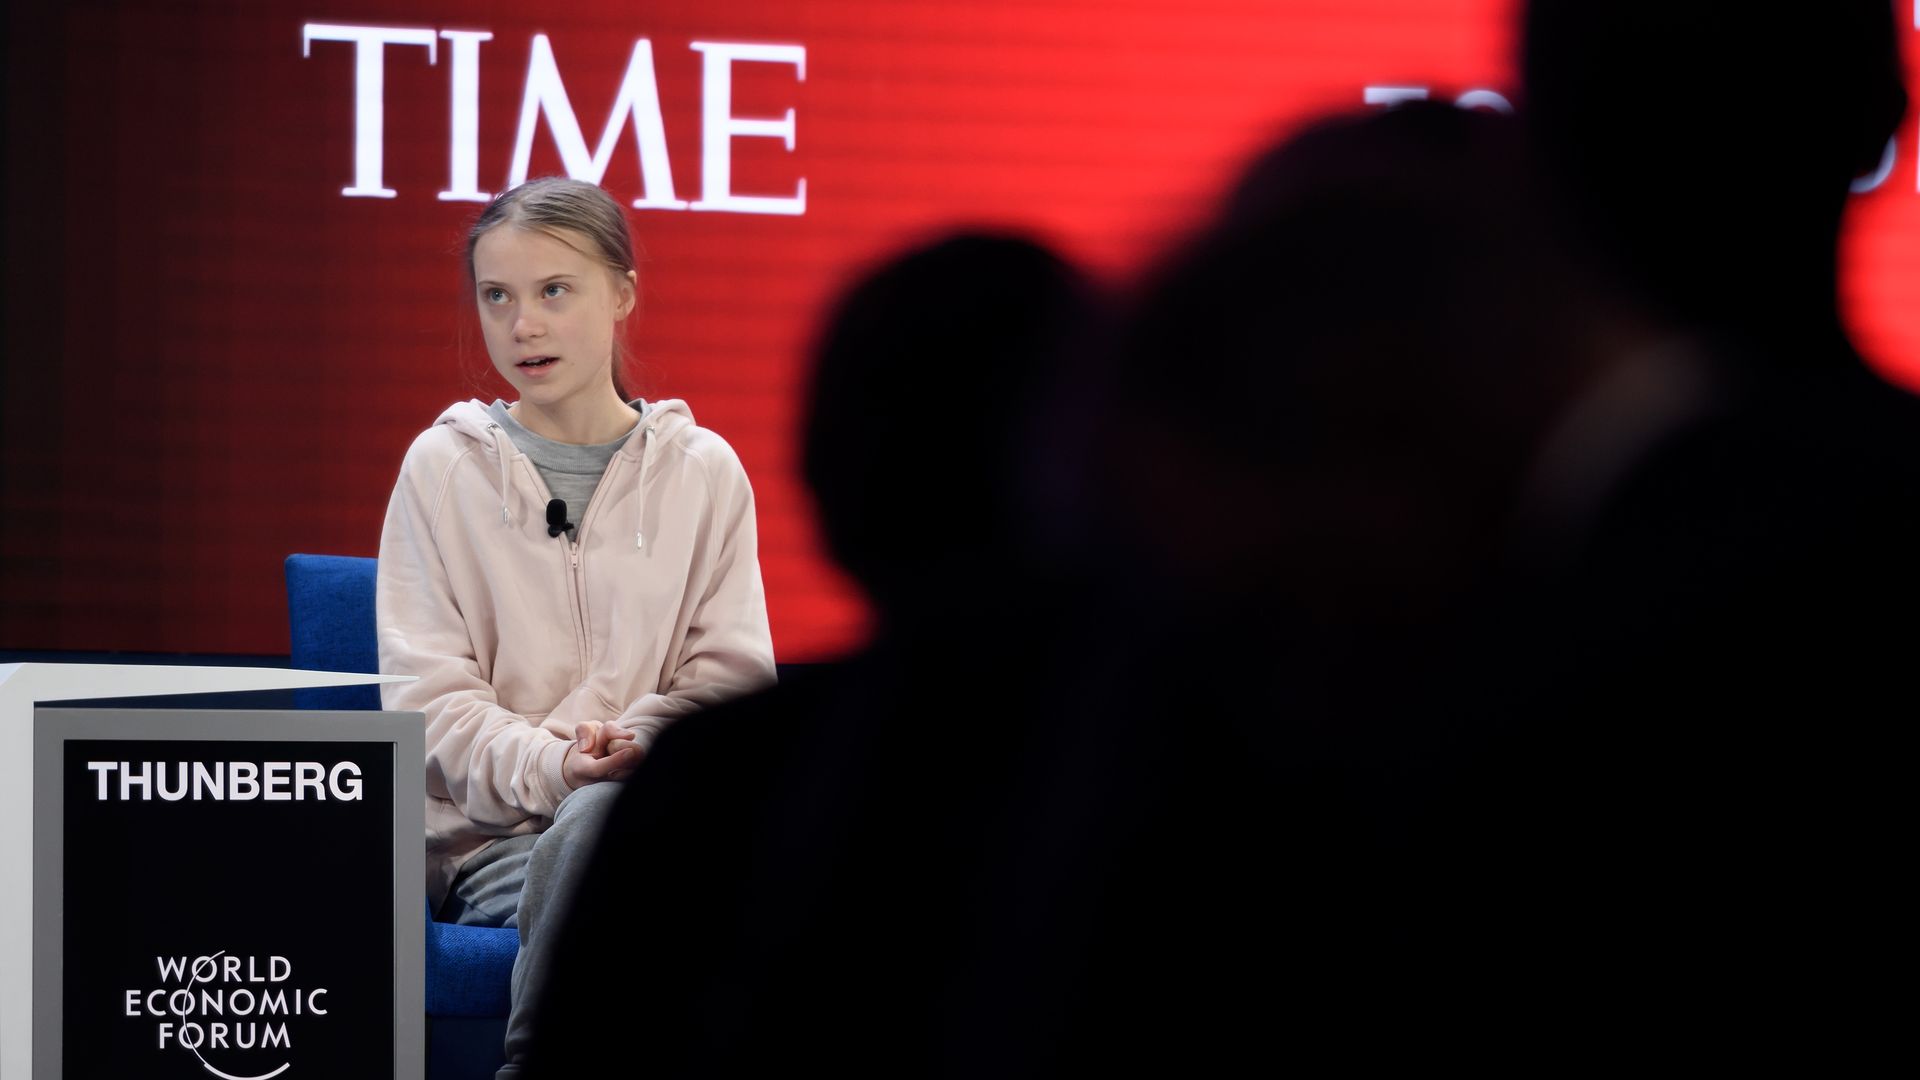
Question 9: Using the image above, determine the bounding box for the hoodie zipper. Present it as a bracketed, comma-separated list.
[561, 480, 590, 681]
[567, 539, 588, 682]
[565, 452, 625, 678]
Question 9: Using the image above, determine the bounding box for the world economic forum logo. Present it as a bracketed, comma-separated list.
[124, 950, 331, 1080]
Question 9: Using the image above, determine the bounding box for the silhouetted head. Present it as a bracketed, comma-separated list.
[803, 233, 1098, 627]
[1109, 104, 1596, 626]
[1522, 0, 1905, 337]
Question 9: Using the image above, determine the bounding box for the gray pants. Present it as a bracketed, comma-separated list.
[438, 782, 623, 1079]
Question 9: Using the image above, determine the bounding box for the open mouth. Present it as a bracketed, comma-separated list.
[517, 356, 557, 369]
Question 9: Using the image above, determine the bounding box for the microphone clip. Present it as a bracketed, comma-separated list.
[546, 499, 576, 540]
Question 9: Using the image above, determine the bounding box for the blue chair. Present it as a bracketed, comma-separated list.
[285, 554, 517, 1080]
[285, 554, 382, 711]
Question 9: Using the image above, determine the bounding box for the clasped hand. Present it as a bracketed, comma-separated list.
[562, 719, 646, 786]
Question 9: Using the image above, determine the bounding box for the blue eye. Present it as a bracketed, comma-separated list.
[543, 283, 568, 299]
[483, 287, 507, 304]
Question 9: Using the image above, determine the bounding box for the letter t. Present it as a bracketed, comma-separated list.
[303, 24, 439, 197]
[87, 761, 115, 800]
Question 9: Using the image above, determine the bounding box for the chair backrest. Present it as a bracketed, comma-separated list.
[284, 554, 382, 710]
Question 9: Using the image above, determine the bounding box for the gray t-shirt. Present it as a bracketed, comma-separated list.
[488, 399, 649, 533]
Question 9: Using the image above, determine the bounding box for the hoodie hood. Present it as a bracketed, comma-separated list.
[435, 398, 696, 546]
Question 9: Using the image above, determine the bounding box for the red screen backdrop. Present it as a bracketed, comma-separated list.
[3, 0, 1917, 659]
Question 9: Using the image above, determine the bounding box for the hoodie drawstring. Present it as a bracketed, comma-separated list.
[635, 426, 654, 550]
[487, 422, 514, 525]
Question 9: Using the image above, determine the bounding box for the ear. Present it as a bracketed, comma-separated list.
[615, 269, 638, 320]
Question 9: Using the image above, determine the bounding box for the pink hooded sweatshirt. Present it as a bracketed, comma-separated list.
[377, 399, 776, 907]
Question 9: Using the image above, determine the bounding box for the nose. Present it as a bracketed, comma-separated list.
[512, 310, 544, 341]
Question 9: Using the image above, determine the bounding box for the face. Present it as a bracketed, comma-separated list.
[472, 225, 637, 407]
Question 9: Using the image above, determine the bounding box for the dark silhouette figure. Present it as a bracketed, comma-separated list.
[521, 234, 1107, 1078]
[986, 103, 1622, 1072]
[521, 3, 1918, 1071]
[956, 29, 1920, 1056]
[1492, 0, 1919, 1057]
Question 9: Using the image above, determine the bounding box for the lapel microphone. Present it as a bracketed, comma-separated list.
[546, 499, 576, 539]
